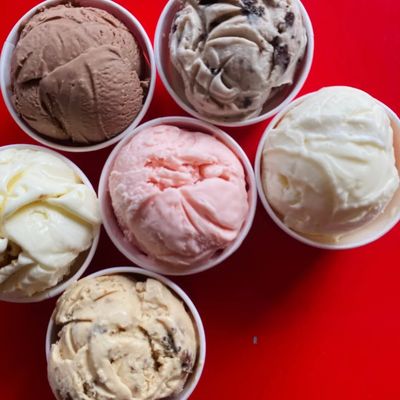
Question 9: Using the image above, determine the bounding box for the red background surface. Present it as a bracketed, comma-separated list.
[0, 1, 399, 399]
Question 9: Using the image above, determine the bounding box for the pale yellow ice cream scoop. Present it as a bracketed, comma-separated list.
[0, 148, 100, 297]
[48, 274, 198, 400]
[261, 86, 399, 240]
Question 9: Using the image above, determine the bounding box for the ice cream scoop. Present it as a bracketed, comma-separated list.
[108, 124, 249, 268]
[169, 0, 307, 122]
[48, 274, 198, 400]
[0, 148, 100, 297]
[261, 86, 400, 240]
[11, 3, 145, 144]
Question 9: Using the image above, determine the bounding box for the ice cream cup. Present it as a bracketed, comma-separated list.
[0, 144, 100, 303]
[99, 116, 257, 275]
[154, 0, 314, 128]
[45, 266, 206, 400]
[255, 90, 400, 249]
[0, 0, 156, 152]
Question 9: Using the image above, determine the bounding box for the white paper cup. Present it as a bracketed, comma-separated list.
[154, 0, 314, 128]
[0, 0, 156, 152]
[98, 116, 257, 275]
[0, 144, 100, 303]
[46, 266, 206, 400]
[255, 89, 400, 249]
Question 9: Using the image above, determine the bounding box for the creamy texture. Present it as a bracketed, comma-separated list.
[11, 4, 145, 144]
[0, 148, 100, 297]
[170, 0, 307, 122]
[109, 125, 249, 268]
[48, 275, 197, 400]
[262, 86, 399, 239]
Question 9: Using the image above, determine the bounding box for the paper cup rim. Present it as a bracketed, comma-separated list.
[0, 144, 100, 302]
[0, 0, 156, 153]
[45, 266, 206, 400]
[154, 0, 314, 128]
[98, 116, 257, 275]
[254, 86, 400, 250]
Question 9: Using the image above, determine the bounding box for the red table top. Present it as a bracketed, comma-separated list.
[0, 1, 399, 399]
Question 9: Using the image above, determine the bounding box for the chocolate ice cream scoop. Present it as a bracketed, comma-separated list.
[11, 3, 146, 144]
[170, 0, 307, 122]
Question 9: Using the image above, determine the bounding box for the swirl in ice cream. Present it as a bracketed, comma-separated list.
[48, 274, 198, 400]
[261, 86, 399, 239]
[0, 148, 100, 297]
[170, 0, 307, 122]
[109, 125, 249, 268]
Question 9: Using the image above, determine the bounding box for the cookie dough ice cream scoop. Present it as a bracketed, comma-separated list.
[48, 274, 198, 400]
[261, 86, 399, 240]
[0, 148, 100, 297]
[170, 0, 307, 122]
[11, 3, 146, 144]
[109, 124, 249, 268]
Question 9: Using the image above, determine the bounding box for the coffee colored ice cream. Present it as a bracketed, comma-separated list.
[170, 0, 307, 122]
[48, 274, 198, 400]
[109, 124, 249, 269]
[11, 4, 145, 144]
[261, 86, 399, 240]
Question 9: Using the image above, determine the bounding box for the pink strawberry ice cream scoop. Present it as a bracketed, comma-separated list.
[108, 124, 249, 268]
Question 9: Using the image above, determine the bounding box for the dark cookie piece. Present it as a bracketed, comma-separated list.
[181, 351, 194, 373]
[83, 382, 96, 397]
[0, 240, 21, 268]
[274, 44, 290, 70]
[162, 333, 180, 355]
[285, 11, 295, 26]
[241, 0, 265, 17]
[242, 97, 252, 108]
[271, 36, 282, 47]
[278, 11, 295, 33]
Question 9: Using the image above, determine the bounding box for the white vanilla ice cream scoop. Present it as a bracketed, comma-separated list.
[48, 274, 198, 400]
[0, 148, 100, 297]
[261, 86, 399, 239]
[170, 0, 307, 122]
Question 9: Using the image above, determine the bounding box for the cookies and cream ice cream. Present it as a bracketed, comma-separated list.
[11, 4, 146, 144]
[48, 274, 198, 400]
[261, 86, 399, 239]
[0, 148, 100, 297]
[109, 124, 249, 268]
[170, 0, 307, 122]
